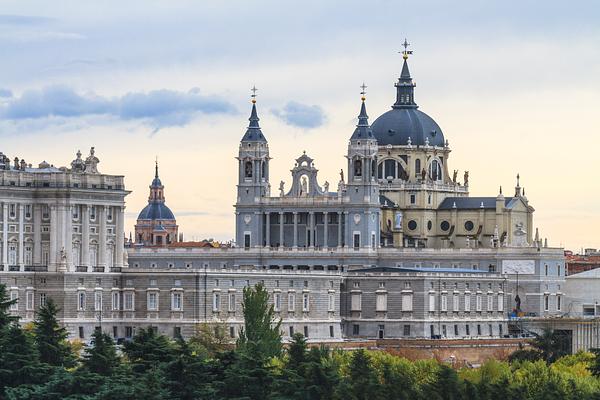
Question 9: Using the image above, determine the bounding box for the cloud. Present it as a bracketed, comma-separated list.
[0, 89, 12, 98]
[0, 85, 237, 132]
[0, 15, 53, 25]
[271, 101, 326, 129]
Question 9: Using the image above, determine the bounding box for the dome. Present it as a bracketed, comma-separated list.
[137, 202, 175, 221]
[371, 108, 445, 147]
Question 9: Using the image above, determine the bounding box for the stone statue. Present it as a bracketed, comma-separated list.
[421, 168, 427, 181]
[339, 169, 344, 183]
[301, 176, 308, 196]
[514, 294, 521, 313]
[323, 181, 329, 193]
[59, 246, 67, 261]
[463, 171, 469, 186]
[279, 181, 285, 197]
[84, 147, 100, 174]
[452, 170, 458, 184]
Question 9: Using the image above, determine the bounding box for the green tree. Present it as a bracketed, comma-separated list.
[220, 349, 274, 400]
[421, 364, 463, 400]
[336, 349, 380, 400]
[530, 329, 570, 363]
[589, 348, 600, 377]
[81, 329, 120, 376]
[122, 327, 176, 374]
[237, 282, 282, 359]
[32, 299, 73, 367]
[0, 284, 18, 330]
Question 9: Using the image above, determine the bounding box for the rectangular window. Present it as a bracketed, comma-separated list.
[303, 326, 309, 338]
[213, 292, 220, 312]
[26, 291, 34, 310]
[477, 324, 482, 335]
[171, 293, 182, 311]
[557, 295, 562, 311]
[302, 293, 309, 312]
[476, 294, 482, 311]
[353, 233, 360, 249]
[94, 291, 103, 311]
[79, 326, 85, 339]
[289, 326, 294, 336]
[77, 292, 86, 311]
[487, 295, 493, 311]
[273, 292, 281, 312]
[402, 293, 413, 312]
[244, 233, 251, 249]
[441, 294, 447, 311]
[499, 324, 504, 336]
[498, 294, 504, 312]
[39, 293, 47, 307]
[410, 194, 416, 204]
[228, 293, 236, 312]
[329, 325, 334, 338]
[147, 292, 158, 311]
[328, 293, 335, 312]
[466, 325, 470, 336]
[488, 324, 493, 336]
[112, 292, 120, 310]
[173, 327, 181, 338]
[544, 295, 549, 311]
[352, 324, 360, 335]
[351, 293, 362, 311]
[464, 294, 471, 312]
[288, 292, 295, 312]
[454, 324, 459, 336]
[124, 292, 134, 311]
[453, 294, 459, 312]
[376, 293, 387, 311]
[403, 325, 411, 336]
[429, 293, 436, 312]
[230, 326, 235, 338]
[125, 326, 133, 338]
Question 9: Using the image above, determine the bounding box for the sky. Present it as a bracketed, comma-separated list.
[0, 0, 599, 251]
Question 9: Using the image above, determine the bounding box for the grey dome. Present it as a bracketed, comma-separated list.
[371, 108, 445, 147]
[137, 202, 175, 220]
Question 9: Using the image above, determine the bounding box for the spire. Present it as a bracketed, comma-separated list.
[393, 38, 417, 109]
[241, 86, 267, 142]
[155, 158, 159, 179]
[151, 158, 162, 188]
[514, 173, 522, 197]
[351, 83, 374, 140]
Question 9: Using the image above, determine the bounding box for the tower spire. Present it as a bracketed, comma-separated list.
[154, 156, 159, 179]
[393, 38, 417, 109]
[351, 83, 373, 140]
[241, 86, 267, 142]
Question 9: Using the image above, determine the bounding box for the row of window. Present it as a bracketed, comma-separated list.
[9, 290, 46, 311]
[350, 323, 505, 338]
[211, 291, 333, 313]
[76, 291, 183, 312]
[1, 204, 117, 222]
[429, 293, 504, 313]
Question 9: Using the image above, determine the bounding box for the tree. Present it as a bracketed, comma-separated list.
[421, 364, 463, 400]
[32, 299, 73, 367]
[189, 322, 231, 357]
[81, 329, 120, 376]
[237, 282, 282, 359]
[122, 327, 175, 374]
[0, 284, 18, 330]
[336, 349, 380, 400]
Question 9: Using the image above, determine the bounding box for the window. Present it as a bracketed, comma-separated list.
[125, 326, 133, 338]
[410, 194, 416, 204]
[94, 291, 103, 311]
[351, 293, 362, 311]
[545, 264, 548, 276]
[544, 295, 549, 311]
[329, 325, 334, 338]
[273, 292, 281, 312]
[453, 294, 459, 312]
[454, 325, 459, 336]
[442, 325, 447, 337]
[303, 326, 309, 337]
[302, 293, 309, 312]
[230, 326, 236, 338]
[429, 293, 436, 312]
[124, 292, 134, 311]
[441, 294, 447, 311]
[498, 294, 504, 312]
[402, 293, 413, 311]
[466, 325, 470, 336]
[213, 292, 220, 312]
[376, 293, 387, 312]
[474, 294, 482, 311]
[173, 327, 181, 338]
[403, 325, 411, 336]
[39, 293, 47, 307]
[244, 233, 251, 249]
[477, 324, 482, 336]
[489, 324, 493, 336]
[288, 292, 295, 312]
[26, 291, 34, 310]
[174, 279, 181, 287]
[79, 326, 85, 339]
[415, 159, 421, 176]
[77, 292, 86, 311]
[147, 292, 158, 311]
[408, 220, 417, 230]
[328, 293, 335, 312]
[353, 282, 360, 288]
[557, 295, 562, 311]
[379, 281, 385, 288]
[353, 233, 360, 249]
[557, 264, 562, 276]
[112, 292, 120, 310]
[171, 292, 182, 311]
[499, 324, 504, 336]
[228, 293, 236, 312]
[303, 280, 308, 288]
[149, 279, 157, 287]
[353, 324, 360, 335]
[289, 326, 294, 337]
[487, 295, 493, 311]
[428, 159, 442, 181]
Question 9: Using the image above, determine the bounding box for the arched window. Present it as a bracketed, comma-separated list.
[377, 163, 383, 179]
[428, 159, 442, 181]
[244, 161, 253, 178]
[261, 161, 266, 179]
[371, 160, 376, 178]
[383, 159, 396, 179]
[354, 159, 362, 177]
[415, 159, 421, 177]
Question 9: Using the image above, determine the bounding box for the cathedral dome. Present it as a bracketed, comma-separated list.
[371, 108, 445, 147]
[137, 202, 175, 221]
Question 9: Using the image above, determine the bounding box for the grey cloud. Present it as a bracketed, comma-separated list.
[271, 101, 326, 129]
[0, 85, 237, 132]
[0, 15, 53, 25]
[0, 88, 12, 98]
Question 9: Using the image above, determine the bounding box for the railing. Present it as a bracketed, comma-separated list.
[110, 267, 122, 273]
[76, 266, 89, 272]
[8, 265, 20, 272]
[24, 265, 48, 272]
[92, 266, 105, 273]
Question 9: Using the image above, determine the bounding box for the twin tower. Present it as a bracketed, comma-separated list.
[234, 96, 381, 250]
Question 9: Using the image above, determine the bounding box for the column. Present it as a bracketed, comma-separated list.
[49, 204, 57, 270]
[56, 204, 68, 272]
[65, 205, 73, 270]
[115, 206, 124, 268]
[343, 211, 349, 248]
[82, 205, 90, 267]
[33, 205, 42, 265]
[279, 212, 284, 248]
[2, 203, 7, 268]
[265, 212, 271, 248]
[18, 204, 24, 269]
[323, 212, 328, 249]
[99, 205, 107, 269]
[337, 212, 342, 248]
[293, 212, 298, 248]
[308, 212, 314, 249]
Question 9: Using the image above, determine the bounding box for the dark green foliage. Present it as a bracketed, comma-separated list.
[422, 365, 463, 400]
[81, 329, 120, 376]
[590, 348, 600, 377]
[32, 299, 73, 367]
[530, 329, 570, 363]
[337, 349, 379, 400]
[219, 349, 273, 400]
[122, 327, 175, 374]
[237, 283, 282, 359]
[0, 284, 18, 330]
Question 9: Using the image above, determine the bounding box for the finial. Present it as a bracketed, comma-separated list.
[400, 38, 413, 60]
[250, 85, 258, 104]
[499, 186, 503, 195]
[360, 82, 367, 101]
[516, 173, 520, 186]
[155, 156, 159, 178]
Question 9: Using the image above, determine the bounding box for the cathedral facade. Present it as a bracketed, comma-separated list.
[0, 49, 565, 343]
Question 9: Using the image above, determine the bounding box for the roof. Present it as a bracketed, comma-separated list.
[137, 202, 176, 220]
[350, 266, 489, 274]
[379, 194, 397, 208]
[438, 197, 514, 210]
[350, 101, 374, 140]
[371, 108, 445, 146]
[241, 103, 267, 142]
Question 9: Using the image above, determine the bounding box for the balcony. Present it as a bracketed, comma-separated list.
[110, 267, 122, 273]
[8, 265, 20, 272]
[92, 266, 105, 273]
[76, 266, 89, 273]
[24, 265, 48, 272]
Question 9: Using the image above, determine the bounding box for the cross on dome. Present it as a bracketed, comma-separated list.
[251, 85, 258, 103]
[400, 38, 413, 60]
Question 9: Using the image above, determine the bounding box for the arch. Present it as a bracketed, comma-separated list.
[354, 159, 362, 177]
[427, 158, 443, 181]
[415, 159, 421, 177]
[244, 161, 253, 178]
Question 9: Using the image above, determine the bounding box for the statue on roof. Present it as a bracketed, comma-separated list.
[323, 181, 329, 193]
[339, 169, 344, 183]
[452, 170, 458, 184]
[464, 171, 469, 186]
[279, 181, 285, 197]
[84, 147, 100, 174]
